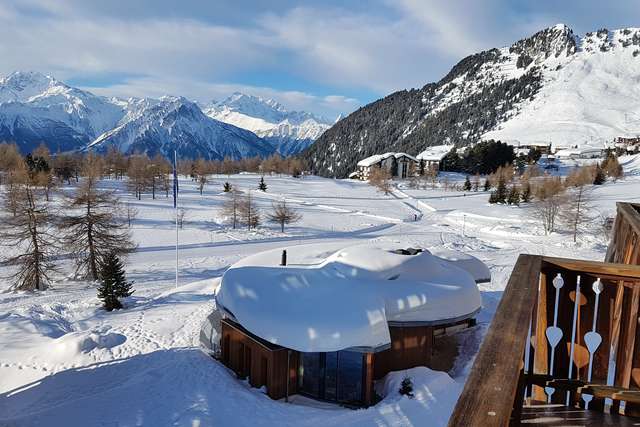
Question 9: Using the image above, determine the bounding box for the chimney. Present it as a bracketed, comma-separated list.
[280, 250, 287, 266]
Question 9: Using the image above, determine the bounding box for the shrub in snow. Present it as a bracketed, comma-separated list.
[223, 182, 232, 192]
[399, 376, 414, 398]
[521, 181, 532, 203]
[98, 252, 134, 311]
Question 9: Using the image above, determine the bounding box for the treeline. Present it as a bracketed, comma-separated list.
[440, 140, 517, 175]
[0, 143, 136, 299]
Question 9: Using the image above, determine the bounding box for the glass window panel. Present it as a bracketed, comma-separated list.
[337, 351, 364, 404]
[325, 352, 338, 401]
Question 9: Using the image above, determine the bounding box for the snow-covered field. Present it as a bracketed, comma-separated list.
[1, 157, 640, 426]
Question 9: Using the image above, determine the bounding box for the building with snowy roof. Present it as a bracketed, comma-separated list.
[204, 243, 489, 406]
[355, 152, 417, 180]
[416, 144, 454, 173]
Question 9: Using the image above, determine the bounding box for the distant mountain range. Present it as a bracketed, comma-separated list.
[303, 24, 640, 177]
[0, 71, 331, 160]
[203, 93, 332, 156]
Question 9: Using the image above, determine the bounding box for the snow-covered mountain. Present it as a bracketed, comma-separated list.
[0, 72, 277, 159]
[204, 93, 331, 156]
[89, 96, 272, 160]
[0, 71, 126, 153]
[305, 24, 640, 177]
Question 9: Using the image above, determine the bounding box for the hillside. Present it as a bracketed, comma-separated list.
[303, 25, 640, 177]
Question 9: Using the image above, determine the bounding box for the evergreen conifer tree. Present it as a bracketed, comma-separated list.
[463, 175, 472, 191]
[258, 176, 267, 191]
[483, 178, 491, 191]
[97, 252, 134, 311]
[593, 164, 606, 185]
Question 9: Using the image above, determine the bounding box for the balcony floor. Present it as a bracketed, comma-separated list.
[520, 403, 640, 426]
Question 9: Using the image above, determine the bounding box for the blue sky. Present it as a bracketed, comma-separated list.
[0, 1, 638, 119]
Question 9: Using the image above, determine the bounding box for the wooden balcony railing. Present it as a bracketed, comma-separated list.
[606, 202, 640, 265]
[448, 255, 640, 426]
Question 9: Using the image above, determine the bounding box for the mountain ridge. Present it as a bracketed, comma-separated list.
[303, 24, 640, 177]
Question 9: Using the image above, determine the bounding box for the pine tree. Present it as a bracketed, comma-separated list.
[593, 164, 606, 185]
[463, 175, 472, 191]
[507, 184, 520, 205]
[258, 176, 267, 192]
[483, 178, 491, 191]
[489, 176, 507, 204]
[223, 182, 232, 192]
[472, 174, 480, 191]
[97, 252, 134, 311]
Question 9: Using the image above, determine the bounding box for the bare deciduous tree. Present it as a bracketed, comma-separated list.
[0, 169, 59, 290]
[368, 167, 392, 195]
[561, 166, 594, 242]
[267, 200, 302, 232]
[61, 158, 136, 280]
[239, 191, 260, 230]
[221, 189, 241, 229]
[532, 176, 565, 235]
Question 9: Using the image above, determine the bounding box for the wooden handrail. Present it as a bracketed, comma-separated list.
[542, 256, 640, 280]
[447, 254, 542, 427]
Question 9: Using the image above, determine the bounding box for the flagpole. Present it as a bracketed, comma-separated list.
[174, 149, 179, 289]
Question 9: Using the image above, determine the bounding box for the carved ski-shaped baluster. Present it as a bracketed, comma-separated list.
[524, 316, 533, 400]
[566, 275, 582, 405]
[582, 278, 603, 409]
[545, 273, 564, 402]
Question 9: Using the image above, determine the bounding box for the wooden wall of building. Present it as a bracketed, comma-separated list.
[373, 325, 434, 380]
[221, 319, 298, 401]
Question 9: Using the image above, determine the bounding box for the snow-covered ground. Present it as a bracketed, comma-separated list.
[1, 157, 640, 426]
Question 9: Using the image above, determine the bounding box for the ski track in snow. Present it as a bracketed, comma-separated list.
[1, 166, 639, 426]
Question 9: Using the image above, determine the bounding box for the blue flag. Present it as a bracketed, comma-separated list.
[172, 151, 178, 208]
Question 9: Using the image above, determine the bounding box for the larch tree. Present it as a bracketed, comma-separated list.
[532, 176, 565, 235]
[239, 191, 260, 230]
[561, 166, 594, 242]
[0, 167, 59, 291]
[368, 167, 392, 195]
[267, 200, 302, 232]
[61, 156, 136, 281]
[221, 189, 241, 229]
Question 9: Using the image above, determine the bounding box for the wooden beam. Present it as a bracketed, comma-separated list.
[619, 285, 640, 389]
[448, 255, 542, 427]
[542, 257, 640, 280]
[533, 271, 548, 401]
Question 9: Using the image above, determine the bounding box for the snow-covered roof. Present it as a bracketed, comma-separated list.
[555, 146, 604, 158]
[216, 243, 484, 353]
[416, 145, 454, 162]
[357, 152, 417, 167]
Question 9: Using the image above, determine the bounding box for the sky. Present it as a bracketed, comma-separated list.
[0, 0, 638, 119]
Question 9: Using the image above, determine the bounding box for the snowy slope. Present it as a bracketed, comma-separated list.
[1, 164, 640, 426]
[0, 71, 126, 152]
[89, 96, 273, 160]
[306, 24, 640, 177]
[204, 93, 332, 156]
[484, 27, 640, 147]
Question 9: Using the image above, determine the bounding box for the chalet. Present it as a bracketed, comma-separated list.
[448, 202, 640, 426]
[355, 152, 418, 180]
[416, 144, 454, 173]
[202, 243, 490, 407]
